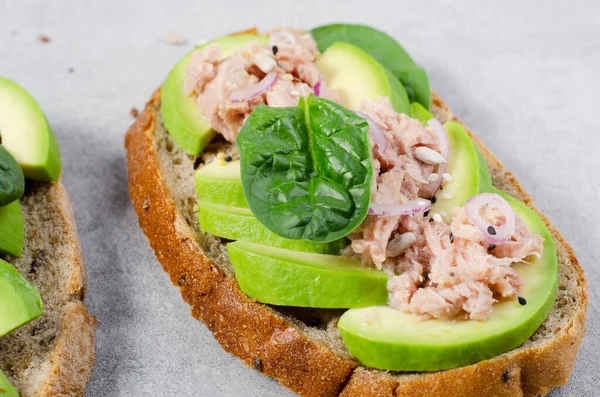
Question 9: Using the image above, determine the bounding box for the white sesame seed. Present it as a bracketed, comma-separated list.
[253, 53, 277, 73]
[443, 173, 453, 182]
[417, 200, 429, 207]
[282, 73, 294, 81]
[427, 173, 439, 182]
[415, 147, 447, 165]
[290, 90, 300, 96]
[441, 192, 454, 200]
[432, 213, 443, 223]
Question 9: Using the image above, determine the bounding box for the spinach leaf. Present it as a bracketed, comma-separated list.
[311, 24, 431, 109]
[0, 145, 24, 207]
[237, 95, 373, 243]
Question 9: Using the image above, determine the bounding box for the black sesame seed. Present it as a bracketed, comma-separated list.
[429, 217, 434, 223]
[449, 271, 455, 276]
[439, 185, 443, 190]
[487, 225, 497, 235]
[518, 297, 527, 306]
[224, 156, 232, 162]
[423, 210, 430, 217]
[253, 356, 264, 372]
[488, 244, 496, 251]
[272, 45, 278, 55]
[431, 195, 437, 204]
[449, 233, 454, 243]
[501, 371, 510, 384]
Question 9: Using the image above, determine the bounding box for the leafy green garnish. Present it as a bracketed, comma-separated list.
[237, 95, 373, 243]
[311, 24, 431, 109]
[0, 145, 24, 207]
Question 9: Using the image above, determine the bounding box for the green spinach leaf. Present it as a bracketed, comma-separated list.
[311, 23, 431, 109]
[237, 95, 373, 242]
[0, 145, 24, 207]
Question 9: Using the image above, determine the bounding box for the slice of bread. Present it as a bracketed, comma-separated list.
[0, 181, 96, 396]
[125, 88, 587, 397]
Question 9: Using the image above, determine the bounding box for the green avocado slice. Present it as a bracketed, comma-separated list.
[0, 77, 61, 182]
[0, 369, 17, 397]
[161, 34, 268, 155]
[195, 160, 247, 208]
[430, 121, 493, 218]
[0, 258, 43, 338]
[315, 42, 410, 115]
[197, 200, 345, 254]
[338, 194, 558, 371]
[228, 240, 388, 308]
[0, 200, 24, 257]
[311, 24, 430, 109]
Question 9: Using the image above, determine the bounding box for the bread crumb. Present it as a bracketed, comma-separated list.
[163, 32, 187, 46]
[38, 35, 50, 44]
[130, 107, 139, 118]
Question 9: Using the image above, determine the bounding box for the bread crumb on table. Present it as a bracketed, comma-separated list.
[38, 35, 50, 43]
[163, 32, 187, 46]
[130, 107, 139, 118]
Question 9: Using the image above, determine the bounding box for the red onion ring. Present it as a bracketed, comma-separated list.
[230, 72, 278, 103]
[313, 79, 322, 96]
[356, 111, 387, 154]
[464, 193, 516, 245]
[420, 118, 449, 198]
[368, 199, 431, 217]
[269, 30, 296, 47]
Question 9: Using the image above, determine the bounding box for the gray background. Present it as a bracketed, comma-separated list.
[0, 0, 597, 395]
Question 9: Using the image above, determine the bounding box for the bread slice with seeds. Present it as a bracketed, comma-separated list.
[0, 181, 96, 396]
[125, 84, 587, 397]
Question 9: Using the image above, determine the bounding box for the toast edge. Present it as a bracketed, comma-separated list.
[125, 90, 587, 397]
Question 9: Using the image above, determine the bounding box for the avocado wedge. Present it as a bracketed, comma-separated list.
[197, 200, 345, 254]
[315, 42, 410, 115]
[228, 240, 388, 308]
[338, 193, 558, 371]
[0, 370, 17, 397]
[0, 77, 61, 182]
[311, 24, 430, 109]
[161, 34, 268, 155]
[0, 201, 24, 257]
[195, 160, 247, 208]
[430, 121, 493, 218]
[0, 259, 43, 338]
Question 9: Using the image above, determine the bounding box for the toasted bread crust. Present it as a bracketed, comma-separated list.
[125, 90, 587, 397]
[37, 183, 96, 397]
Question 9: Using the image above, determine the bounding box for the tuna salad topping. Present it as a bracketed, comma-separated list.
[184, 30, 342, 142]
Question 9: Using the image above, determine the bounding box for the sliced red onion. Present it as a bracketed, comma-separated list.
[269, 30, 296, 47]
[230, 72, 278, 103]
[356, 111, 387, 154]
[313, 79, 322, 96]
[464, 193, 516, 245]
[420, 118, 449, 198]
[368, 199, 431, 217]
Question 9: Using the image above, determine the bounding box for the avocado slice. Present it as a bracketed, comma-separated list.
[0, 370, 17, 397]
[0, 200, 24, 257]
[311, 24, 430, 109]
[0, 77, 61, 182]
[430, 121, 493, 218]
[195, 160, 247, 208]
[197, 200, 345, 254]
[338, 194, 558, 371]
[161, 34, 268, 155]
[0, 258, 43, 338]
[315, 42, 410, 115]
[228, 240, 388, 308]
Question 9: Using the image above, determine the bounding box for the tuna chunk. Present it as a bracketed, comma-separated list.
[184, 30, 340, 142]
[347, 98, 440, 269]
[387, 206, 544, 321]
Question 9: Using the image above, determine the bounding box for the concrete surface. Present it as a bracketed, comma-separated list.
[0, 0, 598, 395]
